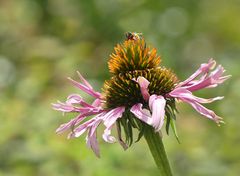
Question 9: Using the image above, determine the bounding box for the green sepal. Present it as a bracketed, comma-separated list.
[128, 112, 138, 128]
[118, 118, 129, 145]
[165, 99, 180, 143]
[165, 113, 171, 135]
[127, 120, 133, 146]
[170, 118, 180, 143]
[135, 124, 145, 142]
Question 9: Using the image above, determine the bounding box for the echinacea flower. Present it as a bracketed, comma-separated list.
[53, 32, 230, 164]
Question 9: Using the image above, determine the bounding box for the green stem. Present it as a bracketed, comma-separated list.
[144, 125, 173, 176]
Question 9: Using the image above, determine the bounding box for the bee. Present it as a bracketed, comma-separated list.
[125, 32, 142, 40]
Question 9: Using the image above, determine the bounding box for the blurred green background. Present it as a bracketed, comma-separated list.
[0, 0, 239, 175]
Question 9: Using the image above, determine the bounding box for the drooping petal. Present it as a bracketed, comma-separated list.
[133, 76, 150, 101]
[87, 131, 100, 157]
[168, 87, 223, 124]
[102, 107, 125, 143]
[130, 103, 152, 125]
[56, 118, 78, 134]
[55, 111, 95, 135]
[149, 95, 166, 131]
[71, 112, 106, 138]
[86, 116, 104, 157]
[181, 97, 222, 124]
[169, 87, 224, 104]
[56, 110, 104, 137]
[67, 118, 95, 138]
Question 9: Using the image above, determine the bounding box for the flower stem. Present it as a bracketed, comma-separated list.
[144, 125, 173, 176]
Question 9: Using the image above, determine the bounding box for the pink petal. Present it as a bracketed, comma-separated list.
[186, 65, 231, 92]
[177, 59, 216, 88]
[87, 131, 100, 158]
[66, 94, 94, 108]
[52, 101, 75, 112]
[169, 87, 223, 124]
[56, 111, 105, 135]
[92, 98, 102, 107]
[130, 103, 152, 125]
[67, 118, 94, 138]
[102, 107, 125, 143]
[181, 97, 222, 124]
[68, 77, 101, 98]
[133, 76, 150, 101]
[77, 71, 93, 89]
[56, 118, 78, 134]
[71, 112, 106, 138]
[169, 87, 224, 104]
[54, 98, 104, 114]
[149, 95, 166, 131]
[102, 128, 116, 143]
[86, 133, 98, 152]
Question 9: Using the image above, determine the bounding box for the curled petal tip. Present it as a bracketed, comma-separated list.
[217, 120, 225, 126]
[103, 134, 116, 143]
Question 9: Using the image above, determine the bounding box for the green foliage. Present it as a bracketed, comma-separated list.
[0, 0, 239, 176]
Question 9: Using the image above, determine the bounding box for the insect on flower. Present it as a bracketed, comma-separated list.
[52, 32, 231, 157]
[125, 32, 142, 40]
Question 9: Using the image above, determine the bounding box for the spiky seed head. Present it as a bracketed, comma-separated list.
[108, 38, 161, 75]
[102, 67, 178, 109]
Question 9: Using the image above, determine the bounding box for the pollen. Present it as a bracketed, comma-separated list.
[108, 38, 161, 75]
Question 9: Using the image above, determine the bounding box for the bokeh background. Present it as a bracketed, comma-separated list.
[0, 0, 239, 175]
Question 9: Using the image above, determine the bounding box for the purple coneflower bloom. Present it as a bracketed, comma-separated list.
[53, 33, 230, 157]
